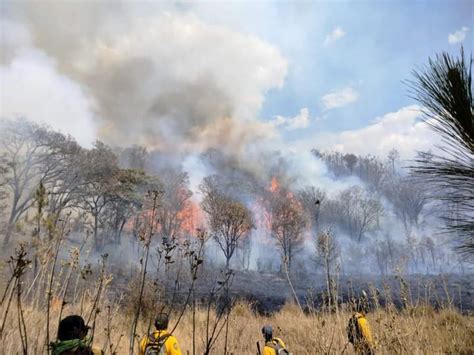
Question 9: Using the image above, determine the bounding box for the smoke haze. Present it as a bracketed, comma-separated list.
[3, 3, 286, 155]
[1, 2, 467, 271]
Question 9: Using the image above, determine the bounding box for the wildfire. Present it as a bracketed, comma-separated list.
[177, 200, 205, 236]
[250, 198, 274, 246]
[123, 209, 158, 235]
[269, 176, 279, 192]
[268, 176, 296, 200]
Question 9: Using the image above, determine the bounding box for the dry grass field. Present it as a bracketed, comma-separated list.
[1, 297, 473, 354]
[1, 241, 473, 354]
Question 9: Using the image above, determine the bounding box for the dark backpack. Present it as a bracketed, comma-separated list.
[266, 339, 291, 355]
[144, 333, 170, 355]
[347, 316, 362, 344]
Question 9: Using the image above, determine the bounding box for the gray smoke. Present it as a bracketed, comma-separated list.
[3, 2, 287, 156]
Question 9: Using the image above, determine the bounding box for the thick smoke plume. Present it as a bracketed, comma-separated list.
[3, 2, 287, 159]
[2, 2, 469, 280]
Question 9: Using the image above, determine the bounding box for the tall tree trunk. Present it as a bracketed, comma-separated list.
[3, 213, 16, 246]
[325, 254, 332, 310]
[93, 214, 99, 251]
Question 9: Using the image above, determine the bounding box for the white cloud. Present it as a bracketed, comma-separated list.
[311, 105, 439, 159]
[321, 86, 358, 110]
[324, 27, 345, 46]
[448, 26, 469, 44]
[272, 108, 310, 130]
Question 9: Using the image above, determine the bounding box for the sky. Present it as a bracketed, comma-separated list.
[0, 0, 472, 160]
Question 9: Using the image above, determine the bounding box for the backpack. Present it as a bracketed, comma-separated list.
[144, 333, 170, 355]
[347, 315, 362, 345]
[266, 339, 291, 355]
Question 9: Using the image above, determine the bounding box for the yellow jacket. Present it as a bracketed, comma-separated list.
[263, 337, 286, 355]
[139, 330, 182, 355]
[356, 314, 373, 344]
[350, 313, 374, 354]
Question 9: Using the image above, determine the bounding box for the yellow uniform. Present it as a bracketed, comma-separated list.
[263, 337, 286, 355]
[348, 313, 374, 355]
[91, 347, 103, 355]
[139, 330, 182, 355]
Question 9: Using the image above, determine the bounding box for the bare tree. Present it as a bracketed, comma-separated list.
[129, 190, 162, 355]
[41, 133, 85, 227]
[332, 186, 383, 242]
[76, 141, 120, 250]
[238, 234, 252, 270]
[407, 48, 473, 258]
[343, 153, 358, 174]
[316, 151, 349, 177]
[387, 149, 400, 174]
[0, 154, 8, 214]
[201, 176, 253, 269]
[374, 241, 390, 275]
[316, 229, 339, 309]
[297, 186, 326, 234]
[156, 170, 192, 243]
[385, 177, 427, 237]
[268, 189, 307, 269]
[356, 155, 388, 192]
[101, 169, 146, 245]
[0, 119, 64, 245]
[0, 121, 149, 249]
[317, 151, 389, 191]
[118, 145, 149, 170]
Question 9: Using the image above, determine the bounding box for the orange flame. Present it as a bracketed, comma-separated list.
[269, 176, 279, 193]
[250, 198, 274, 246]
[177, 200, 204, 236]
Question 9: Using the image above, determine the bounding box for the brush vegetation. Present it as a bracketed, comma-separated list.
[1, 295, 473, 354]
[0, 239, 473, 355]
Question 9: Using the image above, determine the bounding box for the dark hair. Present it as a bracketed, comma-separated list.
[261, 325, 273, 341]
[154, 313, 169, 331]
[57, 315, 90, 341]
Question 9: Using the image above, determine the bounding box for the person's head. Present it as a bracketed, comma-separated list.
[349, 297, 366, 314]
[261, 325, 273, 342]
[154, 313, 169, 331]
[57, 315, 90, 341]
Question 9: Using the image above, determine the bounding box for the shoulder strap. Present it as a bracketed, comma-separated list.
[266, 339, 283, 350]
[157, 332, 171, 343]
[147, 332, 171, 350]
[265, 340, 275, 349]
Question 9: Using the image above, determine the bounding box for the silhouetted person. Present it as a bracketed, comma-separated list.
[51, 315, 102, 355]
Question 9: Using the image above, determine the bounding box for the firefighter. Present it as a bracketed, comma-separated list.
[51, 315, 103, 355]
[347, 310, 375, 355]
[139, 313, 182, 355]
[261, 325, 290, 355]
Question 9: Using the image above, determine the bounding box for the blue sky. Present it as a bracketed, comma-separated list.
[240, 1, 472, 132]
[169, 0, 472, 150]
